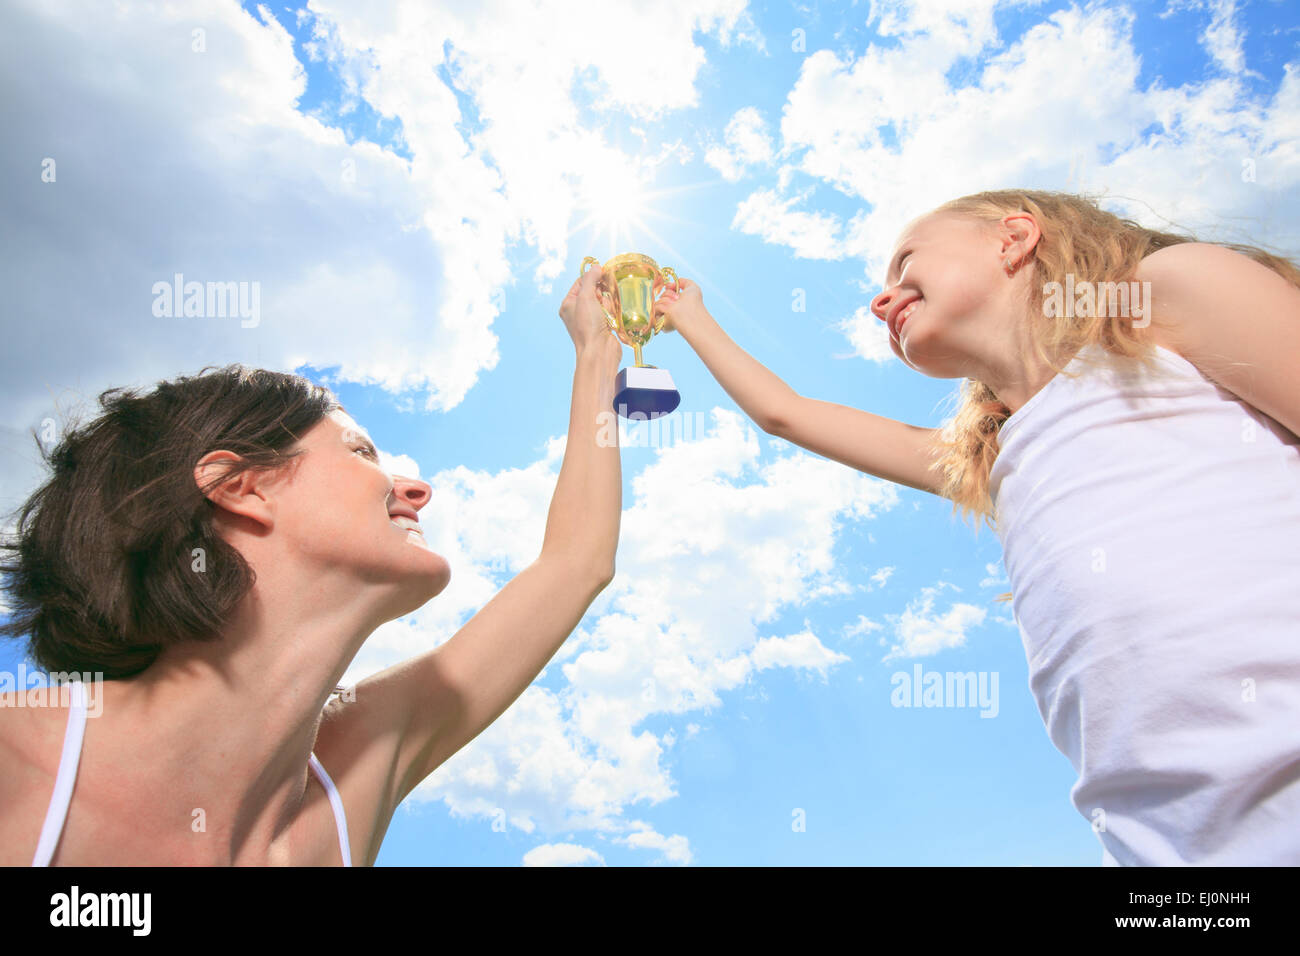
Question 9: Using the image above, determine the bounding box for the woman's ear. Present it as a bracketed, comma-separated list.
[194, 451, 275, 530]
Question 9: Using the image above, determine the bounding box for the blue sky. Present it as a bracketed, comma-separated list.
[2, 0, 1297, 865]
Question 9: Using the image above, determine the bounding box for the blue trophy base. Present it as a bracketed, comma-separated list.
[614, 365, 680, 420]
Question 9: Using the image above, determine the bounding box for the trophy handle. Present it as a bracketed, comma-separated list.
[580, 256, 621, 336]
[653, 267, 680, 333]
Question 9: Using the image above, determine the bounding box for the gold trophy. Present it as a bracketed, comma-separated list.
[580, 253, 682, 420]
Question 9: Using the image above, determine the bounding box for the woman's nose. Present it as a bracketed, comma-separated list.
[393, 475, 433, 511]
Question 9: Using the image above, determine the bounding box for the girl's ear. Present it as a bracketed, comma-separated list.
[998, 213, 1041, 264]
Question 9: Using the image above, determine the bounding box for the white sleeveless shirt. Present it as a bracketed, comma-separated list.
[989, 343, 1300, 865]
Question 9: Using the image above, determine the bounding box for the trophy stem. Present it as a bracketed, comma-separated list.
[632, 342, 645, 367]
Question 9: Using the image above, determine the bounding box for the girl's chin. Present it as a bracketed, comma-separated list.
[893, 341, 921, 372]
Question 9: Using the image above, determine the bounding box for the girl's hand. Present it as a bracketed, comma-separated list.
[653, 277, 706, 335]
[559, 267, 623, 363]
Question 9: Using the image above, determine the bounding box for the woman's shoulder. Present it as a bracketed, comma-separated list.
[0, 692, 66, 767]
[0, 695, 69, 865]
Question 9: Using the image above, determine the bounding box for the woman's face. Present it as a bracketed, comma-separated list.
[870, 211, 1008, 379]
[274, 408, 450, 617]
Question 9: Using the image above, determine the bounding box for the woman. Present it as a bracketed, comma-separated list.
[0, 266, 622, 865]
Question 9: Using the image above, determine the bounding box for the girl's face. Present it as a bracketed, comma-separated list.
[870, 211, 1010, 379]
[273, 408, 450, 617]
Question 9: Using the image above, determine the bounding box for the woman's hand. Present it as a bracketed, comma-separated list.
[559, 267, 623, 364]
[653, 277, 707, 335]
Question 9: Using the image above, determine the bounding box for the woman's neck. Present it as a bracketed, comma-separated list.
[91, 563, 383, 862]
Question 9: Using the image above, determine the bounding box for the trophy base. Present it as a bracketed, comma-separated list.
[614, 365, 680, 420]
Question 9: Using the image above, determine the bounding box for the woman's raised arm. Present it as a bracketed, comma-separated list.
[339, 268, 626, 813]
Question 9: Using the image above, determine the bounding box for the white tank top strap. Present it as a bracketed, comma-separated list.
[307, 752, 353, 867]
[31, 679, 88, 867]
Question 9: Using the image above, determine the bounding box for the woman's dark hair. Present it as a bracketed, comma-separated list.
[1, 365, 341, 679]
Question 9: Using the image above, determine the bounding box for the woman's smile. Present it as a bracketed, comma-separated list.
[387, 506, 427, 546]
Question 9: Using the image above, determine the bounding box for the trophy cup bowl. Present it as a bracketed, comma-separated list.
[580, 253, 682, 420]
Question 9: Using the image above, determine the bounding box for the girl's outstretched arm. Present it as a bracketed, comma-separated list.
[656, 279, 945, 496]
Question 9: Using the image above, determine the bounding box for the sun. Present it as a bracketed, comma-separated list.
[556, 145, 714, 286]
[575, 156, 652, 255]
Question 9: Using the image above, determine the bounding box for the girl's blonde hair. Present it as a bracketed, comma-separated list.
[925, 189, 1300, 543]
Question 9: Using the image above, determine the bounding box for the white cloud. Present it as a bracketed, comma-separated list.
[843, 614, 884, 640]
[747, 0, 1300, 308]
[377, 452, 421, 480]
[522, 843, 606, 867]
[979, 561, 1009, 588]
[1160, 0, 1248, 76]
[881, 582, 987, 661]
[750, 625, 851, 678]
[837, 306, 894, 364]
[709, 2, 767, 53]
[616, 821, 693, 865]
[868, 0, 1002, 57]
[705, 106, 776, 181]
[732, 188, 853, 259]
[1201, 0, 1246, 74]
[0, 1, 495, 425]
[312, 0, 760, 285]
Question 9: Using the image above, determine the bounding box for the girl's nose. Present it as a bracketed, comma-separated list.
[871, 289, 895, 322]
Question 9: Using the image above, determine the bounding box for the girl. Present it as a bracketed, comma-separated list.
[652, 189, 1300, 866]
[0, 266, 622, 865]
